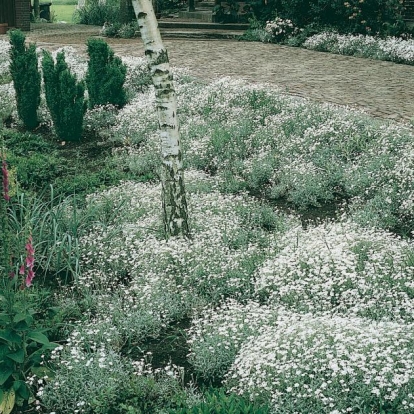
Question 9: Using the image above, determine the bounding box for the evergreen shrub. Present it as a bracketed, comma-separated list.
[42, 50, 86, 142]
[86, 38, 127, 108]
[9, 30, 41, 130]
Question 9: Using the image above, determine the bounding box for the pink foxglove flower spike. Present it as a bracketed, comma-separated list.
[1, 158, 10, 202]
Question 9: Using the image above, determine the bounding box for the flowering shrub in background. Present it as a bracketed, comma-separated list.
[257, 0, 407, 36]
[265, 17, 301, 43]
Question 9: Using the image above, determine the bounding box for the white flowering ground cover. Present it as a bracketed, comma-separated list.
[303, 32, 414, 65]
[2, 39, 414, 413]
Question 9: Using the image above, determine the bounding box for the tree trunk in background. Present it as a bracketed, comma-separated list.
[132, 0, 190, 239]
[33, 0, 40, 18]
[120, 0, 134, 23]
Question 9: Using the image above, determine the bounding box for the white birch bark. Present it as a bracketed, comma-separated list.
[132, 0, 190, 238]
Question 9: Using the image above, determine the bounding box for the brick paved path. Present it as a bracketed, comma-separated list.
[12, 24, 414, 122]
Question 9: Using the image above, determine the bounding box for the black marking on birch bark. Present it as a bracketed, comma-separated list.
[159, 105, 169, 111]
[157, 89, 174, 97]
[153, 50, 169, 66]
[138, 12, 147, 18]
[145, 49, 155, 57]
[154, 68, 169, 76]
[160, 123, 175, 129]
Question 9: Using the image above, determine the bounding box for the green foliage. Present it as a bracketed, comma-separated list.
[118, 370, 190, 414]
[212, 0, 250, 23]
[101, 21, 123, 37]
[42, 350, 191, 414]
[170, 388, 270, 414]
[0, 152, 56, 412]
[156, 0, 187, 15]
[42, 50, 86, 142]
[86, 38, 127, 108]
[8, 191, 82, 282]
[53, 162, 126, 197]
[0, 285, 56, 413]
[2, 128, 131, 202]
[41, 348, 133, 414]
[251, 0, 408, 36]
[7, 151, 62, 193]
[8, 30, 41, 130]
[73, 0, 119, 25]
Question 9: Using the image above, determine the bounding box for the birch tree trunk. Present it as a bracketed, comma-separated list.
[132, 0, 190, 238]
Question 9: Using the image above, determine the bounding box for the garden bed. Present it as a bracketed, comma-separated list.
[2, 34, 414, 414]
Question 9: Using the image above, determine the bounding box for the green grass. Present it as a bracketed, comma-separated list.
[51, 4, 76, 22]
[52, 0, 78, 5]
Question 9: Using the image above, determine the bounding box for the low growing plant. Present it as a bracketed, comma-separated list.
[170, 387, 271, 414]
[225, 314, 414, 413]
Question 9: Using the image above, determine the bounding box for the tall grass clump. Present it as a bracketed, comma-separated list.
[86, 38, 127, 108]
[74, 0, 119, 26]
[42, 50, 86, 141]
[9, 30, 41, 130]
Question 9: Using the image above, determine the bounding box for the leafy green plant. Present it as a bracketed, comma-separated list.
[9, 30, 41, 130]
[0, 151, 56, 414]
[86, 38, 127, 108]
[74, 0, 119, 25]
[0, 283, 57, 413]
[170, 388, 270, 414]
[100, 21, 122, 37]
[42, 50, 86, 142]
[118, 22, 139, 39]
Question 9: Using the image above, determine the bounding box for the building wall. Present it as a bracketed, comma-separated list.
[0, 0, 16, 27]
[15, 0, 30, 30]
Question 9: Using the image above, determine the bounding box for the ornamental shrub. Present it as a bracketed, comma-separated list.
[42, 50, 86, 142]
[74, 0, 119, 26]
[86, 38, 127, 108]
[9, 30, 41, 130]
[252, 0, 408, 36]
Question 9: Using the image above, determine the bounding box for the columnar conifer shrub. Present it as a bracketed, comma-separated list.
[42, 51, 86, 142]
[9, 30, 41, 130]
[86, 39, 127, 108]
